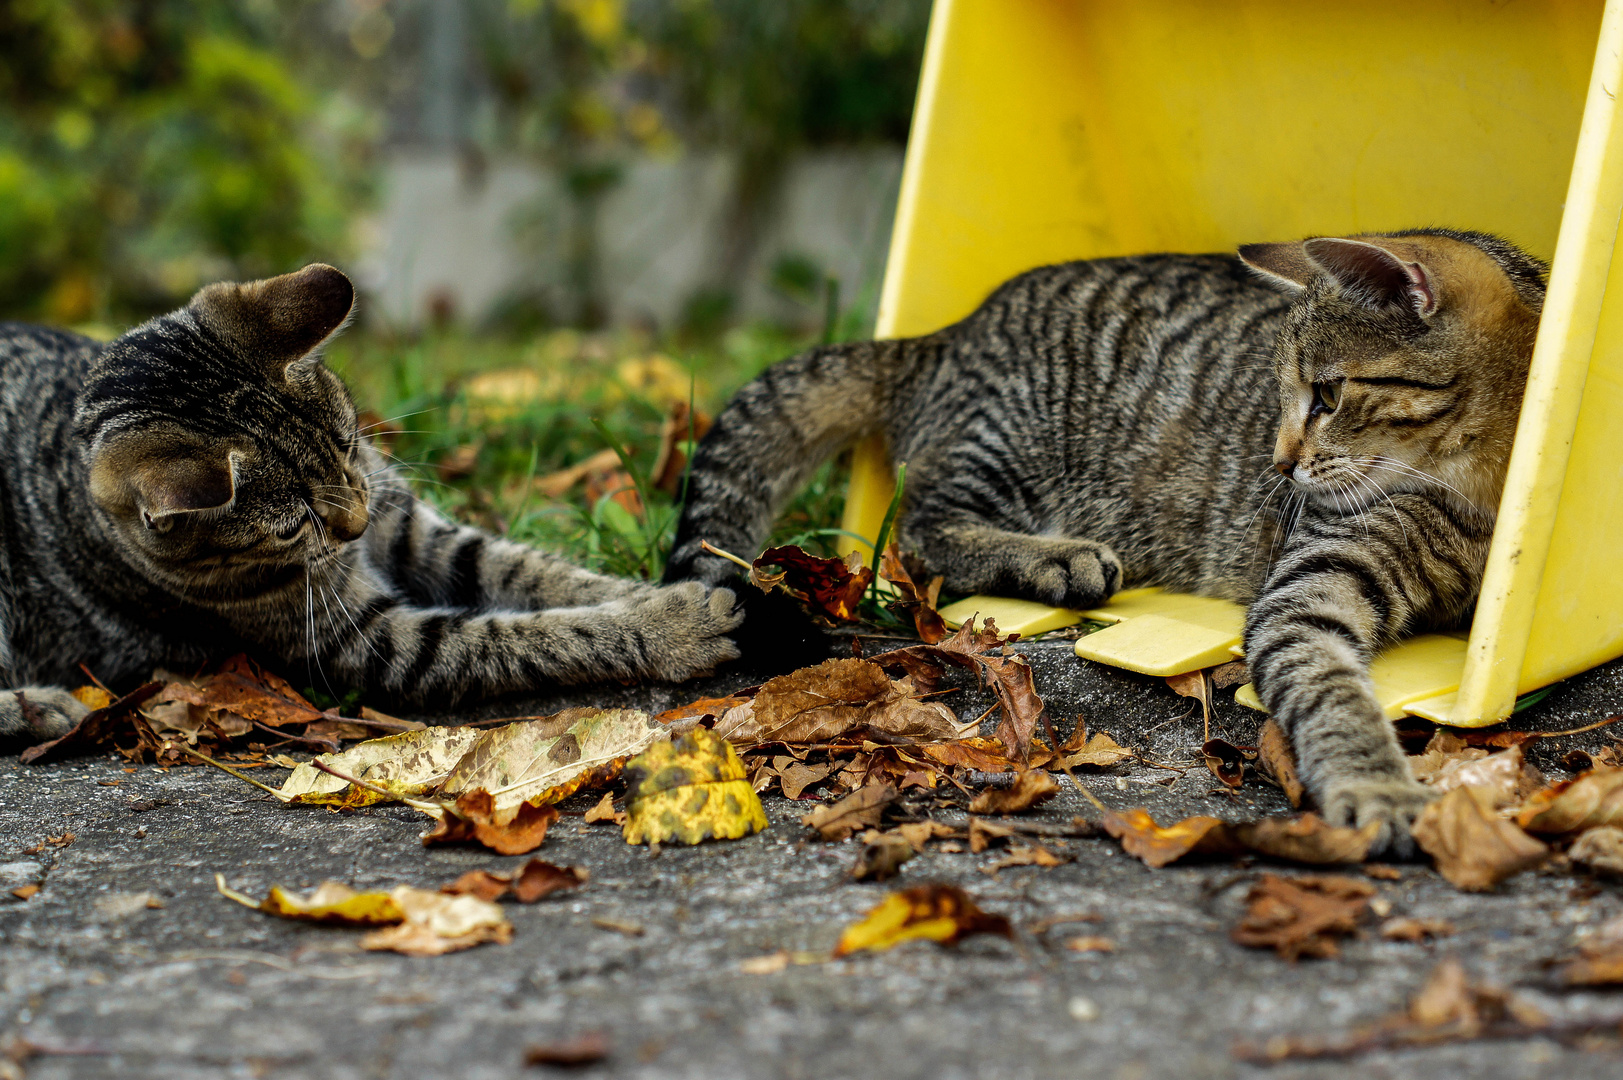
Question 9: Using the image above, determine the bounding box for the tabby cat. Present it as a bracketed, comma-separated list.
[0, 264, 740, 748]
[668, 229, 1545, 852]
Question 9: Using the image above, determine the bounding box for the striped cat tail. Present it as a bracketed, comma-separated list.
[665, 338, 912, 587]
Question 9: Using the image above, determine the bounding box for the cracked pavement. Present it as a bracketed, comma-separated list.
[4, 640, 1623, 1079]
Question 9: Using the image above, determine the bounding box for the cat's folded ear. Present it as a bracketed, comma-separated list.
[1238, 242, 1319, 293]
[189, 263, 355, 373]
[88, 438, 238, 531]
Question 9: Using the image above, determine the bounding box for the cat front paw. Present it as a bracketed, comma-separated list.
[1024, 540, 1124, 609]
[1320, 775, 1436, 859]
[632, 581, 743, 682]
[0, 686, 91, 750]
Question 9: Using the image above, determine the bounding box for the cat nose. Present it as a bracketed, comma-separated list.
[316, 497, 369, 542]
[1274, 455, 1297, 476]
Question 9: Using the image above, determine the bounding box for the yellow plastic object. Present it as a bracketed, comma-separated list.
[839, 0, 1623, 727]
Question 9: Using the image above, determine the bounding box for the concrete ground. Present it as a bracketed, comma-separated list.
[4, 639, 1623, 1080]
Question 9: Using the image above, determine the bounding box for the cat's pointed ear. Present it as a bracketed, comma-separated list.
[89, 444, 237, 530]
[190, 263, 354, 373]
[1238, 242, 1317, 293]
[1302, 237, 1437, 317]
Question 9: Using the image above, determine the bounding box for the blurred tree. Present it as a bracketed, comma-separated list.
[0, 0, 367, 322]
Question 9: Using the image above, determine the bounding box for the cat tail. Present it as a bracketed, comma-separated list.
[663, 338, 919, 663]
[665, 337, 914, 586]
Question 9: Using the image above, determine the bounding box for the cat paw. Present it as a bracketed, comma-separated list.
[0, 686, 90, 749]
[631, 582, 743, 682]
[1024, 541, 1123, 609]
[1320, 776, 1436, 859]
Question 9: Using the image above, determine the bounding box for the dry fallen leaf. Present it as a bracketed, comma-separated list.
[1057, 732, 1134, 771]
[70, 685, 114, 711]
[802, 785, 898, 841]
[833, 885, 1013, 957]
[968, 769, 1060, 815]
[215, 875, 511, 955]
[1232, 815, 1381, 866]
[1516, 766, 1623, 835]
[1421, 744, 1541, 809]
[715, 659, 958, 745]
[1568, 825, 1623, 876]
[1560, 916, 1623, 986]
[1230, 874, 1374, 961]
[523, 1033, 609, 1067]
[622, 727, 769, 845]
[1101, 809, 1229, 868]
[779, 760, 836, 800]
[653, 694, 752, 727]
[747, 544, 873, 623]
[441, 858, 587, 903]
[878, 542, 949, 644]
[851, 830, 916, 881]
[968, 817, 1016, 854]
[421, 789, 560, 855]
[10, 884, 39, 901]
[1379, 917, 1456, 942]
[1063, 935, 1115, 953]
[1202, 738, 1250, 788]
[1256, 718, 1303, 809]
[895, 821, 961, 850]
[1411, 786, 1547, 891]
[583, 792, 625, 826]
[982, 844, 1067, 875]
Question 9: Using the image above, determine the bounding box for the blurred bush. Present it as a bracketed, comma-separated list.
[0, 0, 369, 322]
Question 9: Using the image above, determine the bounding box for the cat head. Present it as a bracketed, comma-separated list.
[1240, 229, 1545, 517]
[77, 264, 369, 595]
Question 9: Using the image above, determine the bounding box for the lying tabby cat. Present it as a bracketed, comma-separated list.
[0, 264, 740, 749]
[668, 229, 1544, 852]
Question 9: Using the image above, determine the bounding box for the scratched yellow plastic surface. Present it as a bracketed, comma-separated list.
[840, 0, 1623, 727]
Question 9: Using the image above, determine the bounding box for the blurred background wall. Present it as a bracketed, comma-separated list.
[0, 0, 929, 338]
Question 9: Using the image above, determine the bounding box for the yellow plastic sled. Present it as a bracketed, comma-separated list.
[838, 0, 1623, 728]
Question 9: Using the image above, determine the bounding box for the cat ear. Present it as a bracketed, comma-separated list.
[1302, 237, 1437, 317]
[1237, 242, 1318, 293]
[190, 263, 355, 373]
[90, 446, 238, 530]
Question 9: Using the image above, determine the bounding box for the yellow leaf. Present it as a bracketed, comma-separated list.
[70, 685, 114, 711]
[214, 875, 510, 956]
[621, 728, 768, 845]
[216, 875, 404, 925]
[279, 726, 486, 807]
[443, 707, 663, 811]
[833, 885, 1012, 957]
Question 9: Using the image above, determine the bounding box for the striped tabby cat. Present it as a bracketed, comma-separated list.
[668, 229, 1545, 853]
[0, 264, 740, 749]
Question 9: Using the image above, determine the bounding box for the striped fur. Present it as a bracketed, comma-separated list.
[0, 265, 740, 748]
[669, 230, 1545, 853]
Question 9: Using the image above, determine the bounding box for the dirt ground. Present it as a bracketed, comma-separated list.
[4, 640, 1623, 1080]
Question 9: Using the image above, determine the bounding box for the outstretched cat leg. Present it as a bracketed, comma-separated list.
[912, 520, 1124, 610]
[0, 686, 89, 749]
[1243, 494, 1490, 855]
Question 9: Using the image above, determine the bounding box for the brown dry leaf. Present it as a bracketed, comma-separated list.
[968, 769, 1060, 815]
[1516, 766, 1623, 835]
[1407, 730, 1486, 783]
[1364, 864, 1403, 880]
[1561, 916, 1623, 986]
[878, 542, 949, 643]
[11, 884, 39, 901]
[873, 618, 1046, 764]
[832, 885, 1013, 957]
[982, 844, 1068, 875]
[1380, 917, 1456, 942]
[439, 870, 510, 903]
[1256, 718, 1304, 808]
[851, 830, 916, 881]
[967, 817, 1016, 853]
[895, 821, 961, 850]
[70, 685, 114, 711]
[919, 738, 1018, 773]
[748, 544, 873, 623]
[1568, 825, 1623, 876]
[1166, 670, 1211, 715]
[360, 887, 513, 956]
[716, 659, 958, 744]
[1412, 786, 1547, 891]
[20, 682, 165, 764]
[1209, 660, 1249, 689]
[653, 694, 752, 727]
[583, 792, 625, 826]
[421, 789, 560, 855]
[440, 859, 588, 903]
[779, 760, 836, 800]
[1231, 814, 1381, 865]
[1234, 957, 1554, 1062]
[1202, 737, 1250, 788]
[1102, 809, 1231, 868]
[442, 708, 663, 809]
[650, 399, 711, 495]
[1230, 874, 1375, 960]
[1058, 732, 1134, 771]
[1422, 744, 1540, 809]
[802, 784, 898, 841]
[523, 1032, 609, 1068]
[1063, 935, 1115, 953]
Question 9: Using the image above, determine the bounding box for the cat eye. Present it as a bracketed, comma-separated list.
[275, 520, 307, 541]
[1311, 379, 1343, 415]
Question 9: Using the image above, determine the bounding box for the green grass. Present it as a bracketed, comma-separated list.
[324, 324, 850, 579]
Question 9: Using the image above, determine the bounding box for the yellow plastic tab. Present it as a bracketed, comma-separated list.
[839, 0, 1623, 729]
[1234, 633, 1471, 722]
[935, 596, 1081, 638]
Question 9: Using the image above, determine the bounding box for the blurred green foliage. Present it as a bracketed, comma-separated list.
[0, 0, 368, 322]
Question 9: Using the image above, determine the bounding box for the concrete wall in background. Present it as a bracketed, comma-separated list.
[354, 146, 904, 332]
